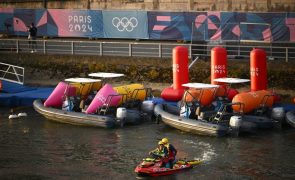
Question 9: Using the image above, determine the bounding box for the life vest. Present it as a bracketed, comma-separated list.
[165, 144, 177, 159]
[153, 147, 168, 157]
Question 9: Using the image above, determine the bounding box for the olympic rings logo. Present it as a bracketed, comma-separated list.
[112, 17, 138, 32]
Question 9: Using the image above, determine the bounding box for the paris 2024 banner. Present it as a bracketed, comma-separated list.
[0, 8, 294, 42]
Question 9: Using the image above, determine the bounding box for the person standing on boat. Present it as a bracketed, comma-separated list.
[149, 141, 168, 160]
[27, 23, 37, 53]
[62, 96, 73, 111]
[161, 138, 177, 169]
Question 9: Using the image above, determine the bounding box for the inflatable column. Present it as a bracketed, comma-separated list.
[161, 46, 189, 101]
[44, 82, 77, 108]
[173, 46, 189, 89]
[211, 47, 227, 85]
[85, 84, 121, 114]
[250, 49, 267, 91]
[210, 47, 235, 99]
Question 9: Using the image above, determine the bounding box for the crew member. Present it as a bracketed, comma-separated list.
[149, 141, 168, 160]
[161, 137, 177, 169]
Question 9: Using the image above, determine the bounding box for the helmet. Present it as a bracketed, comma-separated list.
[161, 138, 169, 144]
[158, 141, 164, 145]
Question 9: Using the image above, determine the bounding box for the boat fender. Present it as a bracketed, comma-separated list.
[271, 107, 285, 121]
[8, 114, 19, 119]
[18, 112, 27, 117]
[229, 116, 242, 136]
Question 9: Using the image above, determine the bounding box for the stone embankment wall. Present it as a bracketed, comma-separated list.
[1, 0, 295, 12]
[1, 53, 294, 91]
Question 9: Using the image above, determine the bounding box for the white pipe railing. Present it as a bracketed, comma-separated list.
[0, 62, 24, 85]
[0, 38, 294, 62]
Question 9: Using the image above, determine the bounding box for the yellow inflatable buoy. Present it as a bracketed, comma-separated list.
[71, 81, 102, 98]
[114, 84, 146, 104]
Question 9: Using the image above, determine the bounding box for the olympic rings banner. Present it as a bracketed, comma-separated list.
[102, 10, 148, 39]
[0, 8, 294, 42]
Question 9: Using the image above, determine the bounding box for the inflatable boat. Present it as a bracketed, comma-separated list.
[154, 103, 229, 137]
[154, 82, 285, 137]
[33, 99, 117, 128]
[286, 110, 295, 128]
[33, 76, 152, 128]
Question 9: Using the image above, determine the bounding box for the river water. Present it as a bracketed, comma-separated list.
[0, 107, 295, 179]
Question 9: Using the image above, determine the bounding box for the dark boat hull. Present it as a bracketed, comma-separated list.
[33, 99, 116, 128]
[154, 104, 229, 137]
[286, 110, 295, 128]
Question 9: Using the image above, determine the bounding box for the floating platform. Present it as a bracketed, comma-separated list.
[0, 80, 53, 107]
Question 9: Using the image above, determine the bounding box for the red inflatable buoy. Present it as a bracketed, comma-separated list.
[250, 49, 267, 91]
[161, 87, 185, 102]
[211, 47, 227, 85]
[227, 88, 239, 101]
[173, 46, 189, 90]
[161, 46, 189, 101]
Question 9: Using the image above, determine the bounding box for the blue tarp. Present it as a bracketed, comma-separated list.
[0, 80, 53, 107]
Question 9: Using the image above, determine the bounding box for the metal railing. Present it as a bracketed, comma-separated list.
[0, 38, 294, 62]
[0, 62, 24, 85]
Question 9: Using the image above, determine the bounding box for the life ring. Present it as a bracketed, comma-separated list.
[286, 110, 295, 128]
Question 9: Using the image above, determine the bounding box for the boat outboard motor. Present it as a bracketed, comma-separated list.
[116, 107, 127, 127]
[229, 116, 243, 136]
[141, 100, 154, 115]
[271, 107, 285, 128]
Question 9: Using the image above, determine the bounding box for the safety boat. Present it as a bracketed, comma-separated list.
[135, 157, 201, 177]
[154, 103, 230, 137]
[34, 73, 152, 128]
[33, 99, 116, 128]
[154, 83, 231, 137]
[214, 78, 285, 130]
[154, 80, 285, 137]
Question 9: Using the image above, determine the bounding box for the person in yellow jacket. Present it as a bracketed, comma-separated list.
[149, 141, 168, 159]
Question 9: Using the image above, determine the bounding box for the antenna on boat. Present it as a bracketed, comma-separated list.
[188, 56, 199, 69]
